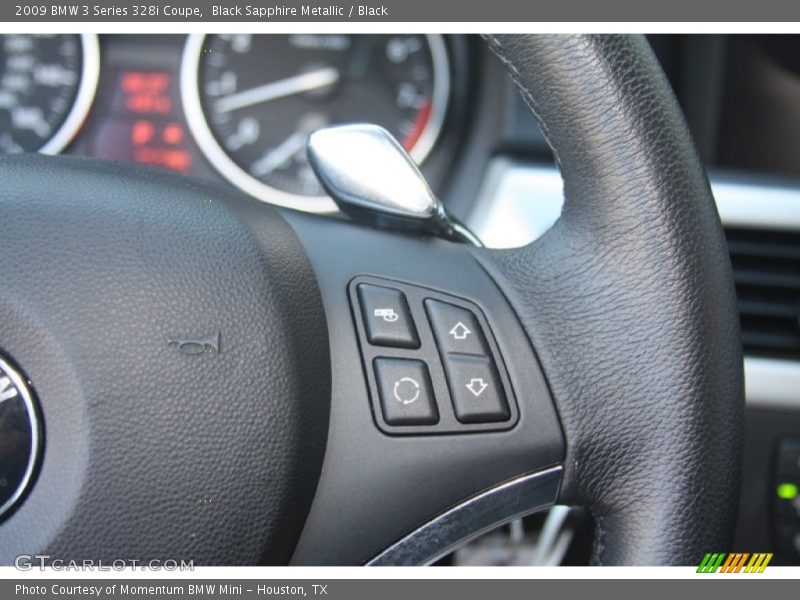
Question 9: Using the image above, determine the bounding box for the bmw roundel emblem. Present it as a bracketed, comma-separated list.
[0, 355, 40, 519]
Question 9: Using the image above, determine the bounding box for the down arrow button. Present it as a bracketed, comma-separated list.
[442, 355, 510, 424]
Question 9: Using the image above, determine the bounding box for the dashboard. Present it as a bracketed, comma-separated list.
[0, 33, 478, 212]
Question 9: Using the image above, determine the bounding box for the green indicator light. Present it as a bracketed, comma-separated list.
[777, 482, 798, 500]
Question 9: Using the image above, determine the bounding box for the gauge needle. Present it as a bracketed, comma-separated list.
[214, 67, 340, 113]
[250, 130, 308, 177]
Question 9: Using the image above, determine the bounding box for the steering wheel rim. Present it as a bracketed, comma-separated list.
[0, 34, 742, 566]
[478, 34, 743, 564]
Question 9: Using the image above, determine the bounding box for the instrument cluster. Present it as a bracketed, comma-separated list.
[0, 34, 459, 212]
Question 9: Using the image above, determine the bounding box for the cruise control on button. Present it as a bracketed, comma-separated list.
[374, 358, 439, 426]
[358, 284, 420, 348]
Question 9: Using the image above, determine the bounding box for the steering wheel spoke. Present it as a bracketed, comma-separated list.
[284, 212, 564, 565]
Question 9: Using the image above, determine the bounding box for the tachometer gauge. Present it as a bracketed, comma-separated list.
[0, 34, 99, 154]
[181, 34, 450, 212]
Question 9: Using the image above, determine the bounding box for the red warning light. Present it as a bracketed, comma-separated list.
[162, 122, 184, 145]
[131, 120, 154, 146]
[121, 71, 169, 94]
[90, 70, 193, 174]
[125, 94, 171, 114]
[120, 71, 173, 114]
[127, 120, 191, 172]
[133, 147, 192, 173]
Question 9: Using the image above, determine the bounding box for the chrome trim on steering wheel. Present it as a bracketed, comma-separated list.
[367, 466, 562, 566]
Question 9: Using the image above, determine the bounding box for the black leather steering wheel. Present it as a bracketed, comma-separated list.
[0, 34, 742, 566]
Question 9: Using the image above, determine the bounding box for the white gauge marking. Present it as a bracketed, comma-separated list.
[251, 130, 307, 176]
[39, 34, 100, 155]
[214, 67, 340, 113]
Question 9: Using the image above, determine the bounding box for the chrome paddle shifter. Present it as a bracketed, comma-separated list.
[307, 124, 482, 246]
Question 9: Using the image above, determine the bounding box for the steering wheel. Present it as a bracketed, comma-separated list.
[0, 34, 742, 566]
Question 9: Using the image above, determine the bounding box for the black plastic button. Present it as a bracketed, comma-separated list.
[374, 358, 439, 426]
[358, 284, 420, 349]
[425, 299, 490, 356]
[442, 355, 510, 423]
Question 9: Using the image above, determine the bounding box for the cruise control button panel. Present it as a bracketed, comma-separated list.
[350, 276, 519, 435]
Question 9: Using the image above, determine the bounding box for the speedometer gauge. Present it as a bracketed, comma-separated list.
[0, 34, 99, 154]
[181, 34, 450, 211]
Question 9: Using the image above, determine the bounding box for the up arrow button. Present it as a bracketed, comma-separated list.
[425, 299, 489, 356]
[449, 322, 471, 340]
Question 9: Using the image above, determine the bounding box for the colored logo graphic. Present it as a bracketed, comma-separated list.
[697, 553, 773, 573]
